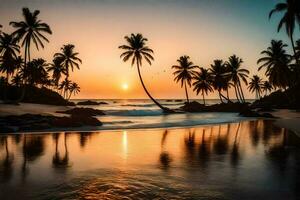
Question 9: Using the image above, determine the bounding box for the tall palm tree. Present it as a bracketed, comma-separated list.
[54, 44, 82, 81]
[262, 81, 273, 96]
[248, 75, 263, 99]
[21, 58, 48, 86]
[47, 57, 66, 87]
[0, 33, 20, 82]
[226, 55, 249, 103]
[257, 40, 291, 89]
[68, 82, 80, 100]
[10, 8, 52, 66]
[192, 67, 213, 105]
[172, 55, 198, 103]
[269, 0, 300, 63]
[119, 33, 170, 112]
[210, 59, 230, 103]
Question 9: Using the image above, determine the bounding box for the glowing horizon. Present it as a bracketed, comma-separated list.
[0, 0, 299, 99]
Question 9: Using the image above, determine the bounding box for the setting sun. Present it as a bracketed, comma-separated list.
[122, 83, 129, 90]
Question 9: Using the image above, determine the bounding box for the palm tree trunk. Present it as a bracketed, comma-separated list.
[218, 90, 223, 103]
[202, 92, 206, 105]
[184, 81, 190, 104]
[226, 89, 230, 101]
[234, 85, 240, 103]
[136, 63, 170, 112]
[238, 81, 245, 103]
[290, 33, 299, 65]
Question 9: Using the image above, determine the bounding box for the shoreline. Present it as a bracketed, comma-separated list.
[0, 118, 264, 135]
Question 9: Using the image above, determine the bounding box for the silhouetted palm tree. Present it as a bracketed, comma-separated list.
[10, 8, 52, 66]
[0, 33, 20, 82]
[192, 67, 213, 105]
[11, 74, 22, 87]
[172, 55, 198, 103]
[68, 82, 80, 99]
[119, 33, 170, 112]
[54, 44, 82, 81]
[59, 79, 71, 98]
[210, 59, 229, 103]
[248, 75, 263, 99]
[269, 0, 300, 63]
[47, 57, 66, 87]
[226, 55, 249, 103]
[21, 58, 48, 86]
[262, 81, 273, 96]
[257, 40, 291, 89]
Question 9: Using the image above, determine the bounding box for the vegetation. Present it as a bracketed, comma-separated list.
[172, 55, 198, 103]
[119, 33, 171, 112]
[0, 8, 82, 104]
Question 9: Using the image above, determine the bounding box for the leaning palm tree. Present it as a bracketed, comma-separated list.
[119, 33, 171, 112]
[54, 44, 82, 81]
[269, 0, 300, 63]
[226, 55, 249, 103]
[47, 57, 66, 87]
[248, 75, 263, 99]
[172, 55, 198, 103]
[10, 8, 52, 66]
[262, 81, 273, 96]
[192, 67, 213, 105]
[257, 40, 291, 89]
[68, 82, 80, 100]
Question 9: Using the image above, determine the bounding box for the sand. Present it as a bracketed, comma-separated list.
[271, 109, 300, 137]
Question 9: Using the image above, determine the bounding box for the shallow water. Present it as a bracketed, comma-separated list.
[71, 99, 253, 130]
[0, 120, 300, 199]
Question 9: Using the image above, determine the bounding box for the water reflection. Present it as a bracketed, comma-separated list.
[0, 120, 299, 200]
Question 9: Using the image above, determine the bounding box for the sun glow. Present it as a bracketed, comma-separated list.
[122, 83, 129, 90]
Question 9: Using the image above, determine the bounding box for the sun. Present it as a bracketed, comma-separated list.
[122, 83, 129, 90]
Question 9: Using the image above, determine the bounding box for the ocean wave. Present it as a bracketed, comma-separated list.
[106, 109, 163, 116]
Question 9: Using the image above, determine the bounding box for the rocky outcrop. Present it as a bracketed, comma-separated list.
[57, 107, 105, 116]
[77, 100, 108, 105]
[0, 113, 103, 133]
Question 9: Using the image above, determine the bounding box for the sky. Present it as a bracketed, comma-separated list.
[0, 0, 299, 99]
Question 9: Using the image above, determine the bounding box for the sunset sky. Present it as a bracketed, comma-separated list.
[0, 0, 299, 99]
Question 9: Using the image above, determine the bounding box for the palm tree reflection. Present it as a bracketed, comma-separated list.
[52, 132, 71, 170]
[0, 136, 14, 183]
[230, 123, 241, 167]
[159, 130, 172, 170]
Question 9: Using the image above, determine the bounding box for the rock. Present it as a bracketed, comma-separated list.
[51, 115, 102, 127]
[0, 126, 16, 133]
[174, 99, 183, 102]
[57, 107, 105, 116]
[260, 113, 276, 118]
[77, 100, 102, 105]
[181, 101, 250, 113]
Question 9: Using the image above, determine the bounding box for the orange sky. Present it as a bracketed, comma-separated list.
[1, 0, 298, 99]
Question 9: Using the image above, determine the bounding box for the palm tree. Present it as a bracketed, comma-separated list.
[68, 82, 80, 99]
[0, 33, 20, 82]
[257, 40, 291, 89]
[192, 67, 213, 105]
[262, 81, 273, 96]
[47, 57, 66, 87]
[226, 55, 249, 103]
[269, 0, 300, 64]
[210, 59, 230, 103]
[54, 44, 82, 81]
[10, 8, 52, 66]
[11, 74, 22, 87]
[248, 75, 263, 99]
[21, 58, 48, 86]
[172, 55, 198, 103]
[119, 33, 171, 112]
[58, 79, 71, 98]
